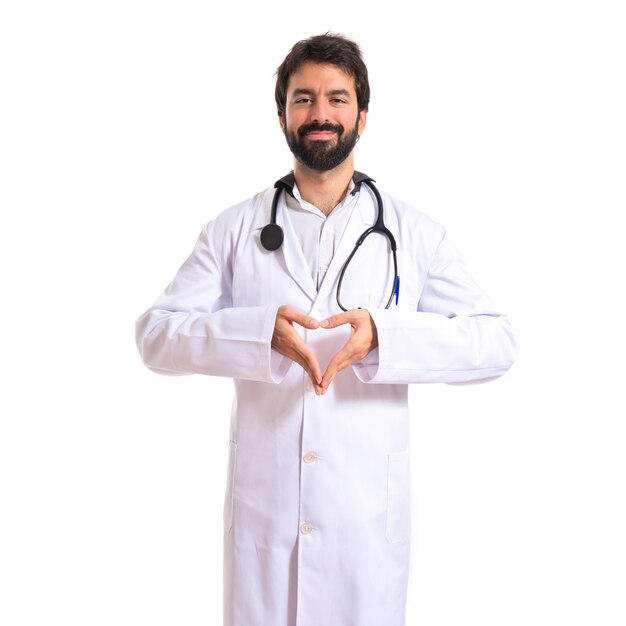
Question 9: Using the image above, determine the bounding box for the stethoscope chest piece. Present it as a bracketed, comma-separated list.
[260, 223, 284, 251]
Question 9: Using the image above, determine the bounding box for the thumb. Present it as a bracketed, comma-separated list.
[320, 312, 351, 329]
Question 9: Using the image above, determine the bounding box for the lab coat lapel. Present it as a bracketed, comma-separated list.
[277, 196, 318, 301]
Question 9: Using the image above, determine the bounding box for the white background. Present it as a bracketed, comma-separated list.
[1, 1, 625, 624]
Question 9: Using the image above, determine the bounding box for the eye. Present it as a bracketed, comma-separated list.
[294, 97, 312, 104]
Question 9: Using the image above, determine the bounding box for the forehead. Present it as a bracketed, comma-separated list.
[286, 61, 357, 94]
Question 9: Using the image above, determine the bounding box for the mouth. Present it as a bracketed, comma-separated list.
[298, 122, 343, 141]
[304, 130, 337, 141]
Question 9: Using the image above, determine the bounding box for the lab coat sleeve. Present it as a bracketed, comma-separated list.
[135, 220, 292, 382]
[353, 232, 518, 384]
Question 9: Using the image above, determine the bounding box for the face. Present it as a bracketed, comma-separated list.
[280, 61, 367, 171]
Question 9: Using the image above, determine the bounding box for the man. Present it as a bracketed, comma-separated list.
[136, 33, 517, 626]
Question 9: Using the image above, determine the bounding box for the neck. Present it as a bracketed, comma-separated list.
[293, 158, 355, 216]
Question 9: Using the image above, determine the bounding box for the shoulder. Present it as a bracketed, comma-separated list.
[210, 188, 273, 228]
[201, 187, 275, 238]
[376, 187, 447, 241]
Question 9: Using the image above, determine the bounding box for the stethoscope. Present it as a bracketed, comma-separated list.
[260, 171, 398, 311]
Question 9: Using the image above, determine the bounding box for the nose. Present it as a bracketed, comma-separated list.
[309, 99, 330, 123]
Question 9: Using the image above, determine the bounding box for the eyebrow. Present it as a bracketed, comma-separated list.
[291, 88, 352, 98]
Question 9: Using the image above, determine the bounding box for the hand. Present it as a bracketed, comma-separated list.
[272, 305, 324, 394]
[319, 309, 378, 394]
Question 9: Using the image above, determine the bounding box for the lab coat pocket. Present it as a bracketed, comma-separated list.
[224, 441, 238, 533]
[386, 450, 411, 544]
[369, 290, 396, 310]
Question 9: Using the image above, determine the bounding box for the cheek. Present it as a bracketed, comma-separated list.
[285, 109, 309, 129]
[282, 116, 295, 136]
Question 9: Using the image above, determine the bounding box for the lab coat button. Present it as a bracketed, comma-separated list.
[303, 452, 316, 464]
[305, 380, 314, 392]
[300, 522, 313, 535]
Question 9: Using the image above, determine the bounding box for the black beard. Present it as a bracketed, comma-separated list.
[284, 118, 360, 171]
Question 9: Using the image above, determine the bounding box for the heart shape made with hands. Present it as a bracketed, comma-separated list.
[271, 305, 378, 395]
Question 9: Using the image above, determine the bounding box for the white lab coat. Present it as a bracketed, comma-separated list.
[135, 182, 517, 626]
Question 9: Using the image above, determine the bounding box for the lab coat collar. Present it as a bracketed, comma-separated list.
[251, 172, 379, 303]
[274, 170, 375, 197]
[274, 169, 378, 227]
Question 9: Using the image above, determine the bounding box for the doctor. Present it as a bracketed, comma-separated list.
[136, 33, 517, 626]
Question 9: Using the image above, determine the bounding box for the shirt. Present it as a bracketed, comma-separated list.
[285, 180, 358, 290]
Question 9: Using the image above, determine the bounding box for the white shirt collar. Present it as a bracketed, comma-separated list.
[288, 179, 357, 218]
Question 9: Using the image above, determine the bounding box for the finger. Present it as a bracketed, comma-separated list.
[299, 349, 323, 386]
[320, 321, 377, 393]
[279, 305, 320, 330]
[319, 311, 352, 329]
[320, 344, 354, 390]
[283, 335, 323, 386]
[273, 312, 317, 353]
[273, 309, 324, 386]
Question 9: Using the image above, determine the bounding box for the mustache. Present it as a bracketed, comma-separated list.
[297, 122, 344, 138]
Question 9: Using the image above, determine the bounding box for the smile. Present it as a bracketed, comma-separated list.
[304, 131, 337, 140]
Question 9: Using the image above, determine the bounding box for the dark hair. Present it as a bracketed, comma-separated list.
[274, 33, 370, 117]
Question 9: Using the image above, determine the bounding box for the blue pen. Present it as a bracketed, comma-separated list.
[394, 276, 400, 305]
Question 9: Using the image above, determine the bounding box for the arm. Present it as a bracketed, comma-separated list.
[326, 232, 517, 386]
[135, 221, 287, 382]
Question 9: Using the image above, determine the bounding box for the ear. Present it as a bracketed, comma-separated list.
[279, 114, 286, 134]
[357, 109, 367, 136]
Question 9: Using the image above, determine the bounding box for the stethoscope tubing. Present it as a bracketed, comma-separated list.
[336, 179, 398, 311]
[262, 175, 399, 312]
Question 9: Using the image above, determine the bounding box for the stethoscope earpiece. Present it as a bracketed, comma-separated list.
[260, 223, 284, 251]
